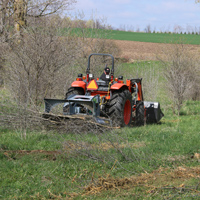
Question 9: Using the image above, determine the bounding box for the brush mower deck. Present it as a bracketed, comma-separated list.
[43, 94, 113, 126]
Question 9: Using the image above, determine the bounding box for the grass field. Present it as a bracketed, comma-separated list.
[0, 59, 200, 199]
[109, 30, 200, 45]
[1, 19, 200, 198]
[63, 28, 200, 45]
[0, 101, 200, 199]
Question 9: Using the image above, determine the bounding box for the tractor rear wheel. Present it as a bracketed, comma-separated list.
[108, 90, 132, 127]
[63, 87, 84, 113]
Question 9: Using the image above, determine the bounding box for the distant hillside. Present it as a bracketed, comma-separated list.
[112, 40, 200, 61]
[62, 28, 200, 45]
[109, 30, 200, 45]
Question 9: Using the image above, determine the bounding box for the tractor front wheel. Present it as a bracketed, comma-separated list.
[63, 87, 84, 113]
[108, 90, 132, 127]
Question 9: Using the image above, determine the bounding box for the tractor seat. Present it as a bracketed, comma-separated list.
[96, 80, 109, 91]
[96, 80, 108, 86]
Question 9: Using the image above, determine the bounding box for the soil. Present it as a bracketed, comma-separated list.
[112, 40, 200, 61]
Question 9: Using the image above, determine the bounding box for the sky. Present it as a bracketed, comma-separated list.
[68, 0, 200, 32]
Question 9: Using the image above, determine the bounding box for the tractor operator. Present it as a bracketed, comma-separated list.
[100, 65, 110, 81]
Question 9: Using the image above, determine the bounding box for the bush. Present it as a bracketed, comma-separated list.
[159, 43, 200, 114]
[2, 17, 120, 106]
[3, 18, 80, 105]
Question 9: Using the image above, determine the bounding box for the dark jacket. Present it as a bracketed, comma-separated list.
[100, 72, 107, 81]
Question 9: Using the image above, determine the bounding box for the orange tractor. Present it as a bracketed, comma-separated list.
[44, 53, 163, 127]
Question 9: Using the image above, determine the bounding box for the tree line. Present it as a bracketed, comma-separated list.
[0, 0, 199, 115]
[0, 0, 120, 106]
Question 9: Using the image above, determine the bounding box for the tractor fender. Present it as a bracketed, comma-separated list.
[111, 83, 129, 91]
[71, 81, 86, 92]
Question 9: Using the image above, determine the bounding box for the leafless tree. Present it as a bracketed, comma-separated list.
[0, 0, 76, 37]
[159, 44, 200, 114]
[173, 25, 183, 34]
[4, 17, 80, 105]
[144, 24, 151, 33]
[2, 11, 120, 105]
[0, 51, 4, 85]
[0, 0, 78, 93]
[0, 0, 14, 42]
[67, 13, 120, 78]
[136, 27, 140, 32]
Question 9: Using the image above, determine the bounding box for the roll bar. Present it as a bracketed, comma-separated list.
[86, 53, 114, 76]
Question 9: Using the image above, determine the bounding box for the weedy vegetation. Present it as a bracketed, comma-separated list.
[0, 100, 200, 199]
[0, 15, 200, 200]
[0, 59, 200, 199]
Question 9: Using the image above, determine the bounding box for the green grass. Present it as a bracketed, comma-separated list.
[116, 60, 168, 104]
[0, 99, 200, 199]
[0, 59, 200, 199]
[109, 30, 200, 45]
[62, 28, 200, 45]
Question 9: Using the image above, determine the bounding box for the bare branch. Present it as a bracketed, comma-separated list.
[27, 0, 76, 17]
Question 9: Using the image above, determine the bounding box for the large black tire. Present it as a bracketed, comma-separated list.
[63, 87, 84, 113]
[135, 101, 145, 126]
[65, 87, 84, 99]
[108, 90, 132, 127]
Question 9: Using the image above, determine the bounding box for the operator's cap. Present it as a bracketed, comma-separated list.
[104, 65, 110, 74]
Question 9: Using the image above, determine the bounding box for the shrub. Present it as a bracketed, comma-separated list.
[159, 44, 200, 114]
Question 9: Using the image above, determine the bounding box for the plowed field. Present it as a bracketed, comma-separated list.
[113, 40, 200, 61]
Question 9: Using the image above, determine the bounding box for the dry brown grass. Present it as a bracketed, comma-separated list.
[82, 166, 200, 197]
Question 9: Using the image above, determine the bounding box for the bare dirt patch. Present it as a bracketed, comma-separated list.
[113, 40, 200, 61]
